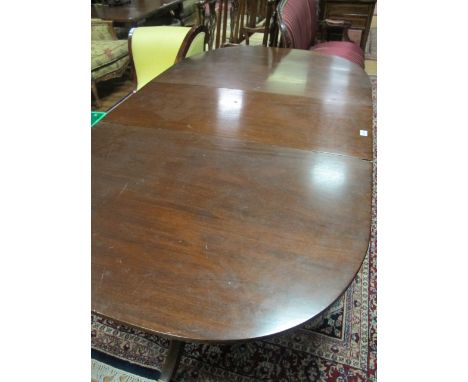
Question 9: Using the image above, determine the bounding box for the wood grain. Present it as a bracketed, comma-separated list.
[153, 47, 372, 104]
[92, 46, 373, 342]
[106, 81, 372, 159]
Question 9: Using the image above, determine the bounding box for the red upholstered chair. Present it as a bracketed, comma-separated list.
[277, 0, 365, 68]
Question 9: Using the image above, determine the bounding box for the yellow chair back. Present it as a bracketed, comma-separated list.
[186, 31, 206, 57]
[129, 26, 206, 91]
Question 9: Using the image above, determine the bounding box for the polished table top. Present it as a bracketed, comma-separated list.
[91, 0, 182, 23]
[92, 46, 373, 342]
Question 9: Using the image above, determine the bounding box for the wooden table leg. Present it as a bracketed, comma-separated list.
[158, 339, 184, 382]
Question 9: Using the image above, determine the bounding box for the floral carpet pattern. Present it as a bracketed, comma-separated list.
[92, 77, 377, 382]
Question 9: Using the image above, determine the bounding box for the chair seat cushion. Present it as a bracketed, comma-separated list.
[92, 40, 129, 71]
[311, 41, 365, 68]
[91, 55, 130, 81]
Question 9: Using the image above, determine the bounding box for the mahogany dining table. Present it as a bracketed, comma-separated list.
[92, 46, 373, 381]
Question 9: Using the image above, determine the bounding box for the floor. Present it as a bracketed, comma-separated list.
[364, 14, 377, 76]
[91, 76, 134, 113]
[366, 59, 377, 76]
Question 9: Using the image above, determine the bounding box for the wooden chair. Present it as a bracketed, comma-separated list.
[197, 0, 279, 49]
[276, 0, 365, 68]
[197, 0, 250, 49]
[233, 0, 280, 46]
[196, 0, 231, 49]
[91, 19, 130, 108]
[128, 25, 208, 90]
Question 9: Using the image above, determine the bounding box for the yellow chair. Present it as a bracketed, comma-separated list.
[128, 25, 207, 91]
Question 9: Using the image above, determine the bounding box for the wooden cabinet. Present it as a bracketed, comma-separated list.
[319, 0, 376, 50]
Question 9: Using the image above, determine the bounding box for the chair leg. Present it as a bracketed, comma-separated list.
[91, 80, 101, 109]
[129, 65, 138, 91]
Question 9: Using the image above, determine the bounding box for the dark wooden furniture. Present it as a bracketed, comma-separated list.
[233, 0, 279, 46]
[197, 0, 217, 49]
[91, 0, 184, 26]
[197, 0, 278, 49]
[92, 46, 373, 380]
[319, 0, 376, 50]
[197, 0, 231, 49]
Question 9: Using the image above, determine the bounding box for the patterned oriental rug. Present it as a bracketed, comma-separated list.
[92, 77, 377, 382]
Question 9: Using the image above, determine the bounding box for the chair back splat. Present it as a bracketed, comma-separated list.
[233, 0, 280, 46]
[197, 0, 217, 49]
[208, 0, 231, 49]
[128, 25, 207, 91]
[198, 0, 280, 49]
